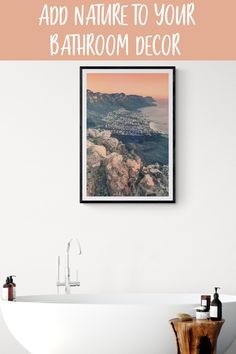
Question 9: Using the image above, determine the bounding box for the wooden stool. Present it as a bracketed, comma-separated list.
[170, 318, 225, 354]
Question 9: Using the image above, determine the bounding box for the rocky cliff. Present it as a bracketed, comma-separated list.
[87, 89, 156, 112]
[87, 129, 168, 197]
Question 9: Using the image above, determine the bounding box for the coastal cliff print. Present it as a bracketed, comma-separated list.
[80, 66, 175, 202]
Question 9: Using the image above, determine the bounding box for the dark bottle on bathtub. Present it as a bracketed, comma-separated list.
[210, 287, 222, 321]
[2, 277, 13, 301]
[2, 276, 16, 301]
[9, 276, 16, 301]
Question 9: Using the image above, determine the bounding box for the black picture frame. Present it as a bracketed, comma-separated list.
[80, 66, 176, 203]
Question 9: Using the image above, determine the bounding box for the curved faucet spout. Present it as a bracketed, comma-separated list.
[67, 238, 82, 255]
[57, 238, 82, 295]
[65, 238, 82, 294]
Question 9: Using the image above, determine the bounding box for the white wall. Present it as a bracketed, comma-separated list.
[0, 61, 235, 353]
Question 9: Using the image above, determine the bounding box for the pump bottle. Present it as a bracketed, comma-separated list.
[2, 276, 16, 301]
[9, 276, 16, 301]
[210, 287, 222, 321]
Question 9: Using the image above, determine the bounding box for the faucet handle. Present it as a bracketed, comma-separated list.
[57, 256, 61, 283]
[57, 256, 61, 295]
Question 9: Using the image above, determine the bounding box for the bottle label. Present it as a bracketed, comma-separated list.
[2, 288, 9, 301]
[13, 288, 16, 301]
[202, 299, 207, 306]
[210, 306, 218, 318]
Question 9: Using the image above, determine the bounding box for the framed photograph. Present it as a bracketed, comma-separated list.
[80, 66, 175, 203]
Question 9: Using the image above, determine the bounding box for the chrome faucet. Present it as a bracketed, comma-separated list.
[57, 238, 82, 294]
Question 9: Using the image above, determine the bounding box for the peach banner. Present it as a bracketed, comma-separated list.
[0, 0, 235, 60]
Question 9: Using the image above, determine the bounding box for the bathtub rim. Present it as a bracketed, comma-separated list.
[1, 293, 236, 306]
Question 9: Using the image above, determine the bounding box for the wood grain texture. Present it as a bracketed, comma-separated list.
[170, 318, 224, 354]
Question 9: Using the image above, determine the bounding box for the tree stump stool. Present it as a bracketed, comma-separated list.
[170, 318, 224, 354]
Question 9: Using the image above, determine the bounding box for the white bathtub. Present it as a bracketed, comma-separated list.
[1, 293, 236, 354]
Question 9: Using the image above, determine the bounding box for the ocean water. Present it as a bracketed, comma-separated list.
[141, 99, 169, 134]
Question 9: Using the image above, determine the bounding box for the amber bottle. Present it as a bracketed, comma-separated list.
[9, 275, 16, 301]
[2, 277, 13, 301]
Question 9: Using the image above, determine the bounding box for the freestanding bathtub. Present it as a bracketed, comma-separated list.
[1, 293, 236, 354]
